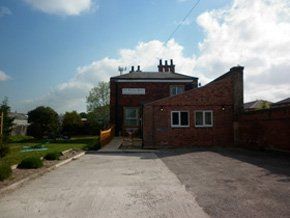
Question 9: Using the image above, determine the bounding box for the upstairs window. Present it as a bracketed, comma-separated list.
[171, 111, 189, 127]
[170, 86, 184, 96]
[195, 111, 213, 127]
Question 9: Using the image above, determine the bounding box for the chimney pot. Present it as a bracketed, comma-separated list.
[165, 60, 169, 72]
[137, 65, 141, 71]
[158, 59, 163, 72]
[169, 59, 175, 72]
[130, 66, 134, 72]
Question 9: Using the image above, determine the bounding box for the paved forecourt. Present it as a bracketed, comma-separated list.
[0, 152, 208, 218]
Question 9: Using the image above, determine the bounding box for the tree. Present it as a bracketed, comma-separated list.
[0, 97, 14, 157]
[87, 105, 110, 130]
[87, 82, 109, 112]
[86, 82, 110, 130]
[79, 112, 87, 119]
[62, 111, 82, 136]
[27, 106, 59, 139]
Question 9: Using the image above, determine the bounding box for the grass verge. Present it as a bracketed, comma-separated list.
[0, 136, 99, 166]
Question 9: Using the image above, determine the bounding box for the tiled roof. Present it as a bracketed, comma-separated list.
[273, 97, 290, 105]
[244, 100, 272, 110]
[9, 112, 28, 120]
[111, 71, 197, 80]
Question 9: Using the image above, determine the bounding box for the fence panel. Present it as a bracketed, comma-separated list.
[100, 125, 115, 147]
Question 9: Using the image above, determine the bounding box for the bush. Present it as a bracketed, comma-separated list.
[0, 163, 12, 181]
[44, 152, 61, 160]
[18, 157, 43, 169]
[0, 143, 10, 158]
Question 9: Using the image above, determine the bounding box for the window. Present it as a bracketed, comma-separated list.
[170, 86, 184, 96]
[124, 107, 139, 126]
[171, 111, 189, 127]
[195, 111, 213, 127]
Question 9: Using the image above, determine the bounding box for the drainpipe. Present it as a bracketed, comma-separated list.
[141, 104, 144, 149]
[115, 81, 119, 136]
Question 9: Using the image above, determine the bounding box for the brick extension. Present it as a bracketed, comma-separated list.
[143, 66, 244, 148]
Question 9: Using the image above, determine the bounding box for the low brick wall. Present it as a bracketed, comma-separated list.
[238, 106, 290, 151]
[100, 125, 115, 147]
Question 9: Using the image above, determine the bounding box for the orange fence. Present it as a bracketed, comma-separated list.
[100, 125, 115, 147]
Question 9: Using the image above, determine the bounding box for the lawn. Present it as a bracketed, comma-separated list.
[0, 136, 99, 166]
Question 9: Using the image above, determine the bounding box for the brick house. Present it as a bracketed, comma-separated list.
[143, 66, 244, 148]
[110, 59, 198, 136]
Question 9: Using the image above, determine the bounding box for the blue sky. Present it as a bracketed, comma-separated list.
[1, 0, 290, 113]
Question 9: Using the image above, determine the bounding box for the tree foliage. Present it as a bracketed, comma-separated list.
[87, 82, 109, 112]
[27, 106, 59, 139]
[0, 97, 14, 157]
[62, 111, 82, 136]
[0, 97, 14, 143]
[86, 82, 110, 130]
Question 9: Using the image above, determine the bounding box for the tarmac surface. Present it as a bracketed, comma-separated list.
[0, 153, 208, 218]
[157, 148, 290, 218]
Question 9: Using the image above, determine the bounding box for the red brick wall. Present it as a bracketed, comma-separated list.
[110, 80, 196, 135]
[143, 69, 243, 148]
[238, 106, 290, 152]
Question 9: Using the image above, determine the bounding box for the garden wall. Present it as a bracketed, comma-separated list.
[238, 106, 290, 152]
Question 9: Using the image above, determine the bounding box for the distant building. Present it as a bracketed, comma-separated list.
[9, 112, 29, 136]
[271, 98, 290, 108]
[244, 100, 272, 111]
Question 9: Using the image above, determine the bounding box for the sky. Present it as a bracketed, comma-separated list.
[0, 0, 290, 113]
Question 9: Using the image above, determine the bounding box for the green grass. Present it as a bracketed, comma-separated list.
[0, 136, 99, 166]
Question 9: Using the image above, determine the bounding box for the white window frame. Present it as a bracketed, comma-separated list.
[170, 85, 185, 96]
[195, 110, 213, 127]
[171, 111, 190, 128]
[124, 107, 139, 126]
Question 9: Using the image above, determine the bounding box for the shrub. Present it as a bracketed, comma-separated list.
[0, 143, 10, 158]
[0, 163, 12, 181]
[18, 157, 43, 169]
[44, 152, 61, 160]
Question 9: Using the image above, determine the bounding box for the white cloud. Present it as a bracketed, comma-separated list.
[0, 6, 12, 17]
[20, 0, 290, 112]
[0, 70, 10, 81]
[24, 0, 95, 16]
[195, 0, 290, 102]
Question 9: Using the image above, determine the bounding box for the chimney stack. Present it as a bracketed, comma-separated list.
[158, 59, 175, 72]
[130, 66, 135, 72]
[170, 59, 175, 73]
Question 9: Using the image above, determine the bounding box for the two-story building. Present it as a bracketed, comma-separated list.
[110, 59, 198, 136]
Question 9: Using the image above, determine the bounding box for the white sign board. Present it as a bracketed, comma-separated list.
[122, 88, 145, 95]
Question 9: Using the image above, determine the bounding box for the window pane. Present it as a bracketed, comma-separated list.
[170, 86, 184, 96]
[125, 119, 138, 126]
[205, 112, 212, 125]
[180, 112, 188, 126]
[125, 108, 137, 119]
[172, 112, 179, 125]
[124, 108, 139, 126]
[195, 112, 203, 126]
[170, 87, 176, 96]
[176, 86, 184, 94]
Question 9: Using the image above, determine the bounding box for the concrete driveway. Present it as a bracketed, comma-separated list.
[0, 153, 208, 218]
